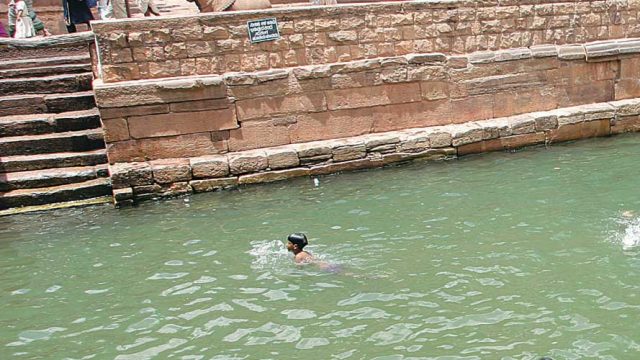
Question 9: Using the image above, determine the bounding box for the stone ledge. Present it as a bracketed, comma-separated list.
[108, 98, 640, 205]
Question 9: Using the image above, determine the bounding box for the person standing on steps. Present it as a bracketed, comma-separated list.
[13, 0, 36, 38]
[7, 0, 51, 37]
[62, 0, 94, 33]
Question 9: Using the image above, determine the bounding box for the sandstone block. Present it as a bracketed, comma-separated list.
[107, 133, 224, 163]
[113, 187, 134, 206]
[611, 98, 640, 116]
[128, 108, 237, 139]
[228, 151, 268, 175]
[100, 104, 170, 120]
[150, 159, 192, 184]
[420, 81, 449, 100]
[169, 99, 231, 113]
[558, 45, 586, 60]
[457, 132, 546, 155]
[309, 157, 384, 176]
[451, 123, 484, 146]
[615, 79, 640, 100]
[611, 115, 640, 134]
[548, 119, 610, 143]
[158, 182, 192, 197]
[94, 77, 227, 108]
[330, 139, 367, 162]
[397, 130, 431, 152]
[326, 83, 421, 110]
[424, 127, 453, 148]
[110, 162, 153, 188]
[296, 142, 332, 159]
[227, 121, 291, 152]
[531, 112, 558, 131]
[265, 147, 300, 169]
[190, 177, 238, 193]
[382, 148, 455, 165]
[477, 118, 511, 139]
[239, 168, 310, 185]
[101, 118, 130, 143]
[364, 133, 401, 151]
[328, 31, 358, 44]
[509, 114, 536, 135]
[190, 155, 229, 178]
[235, 93, 327, 121]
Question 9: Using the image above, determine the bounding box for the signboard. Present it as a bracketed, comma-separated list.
[247, 18, 281, 44]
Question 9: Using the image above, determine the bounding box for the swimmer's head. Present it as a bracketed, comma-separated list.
[287, 233, 308, 251]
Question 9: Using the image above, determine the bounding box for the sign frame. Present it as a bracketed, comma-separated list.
[247, 18, 281, 44]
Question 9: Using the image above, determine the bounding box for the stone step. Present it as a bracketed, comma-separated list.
[0, 54, 90, 71]
[0, 109, 101, 137]
[0, 91, 96, 117]
[0, 177, 112, 210]
[0, 128, 104, 156]
[0, 72, 93, 96]
[0, 165, 109, 191]
[0, 149, 108, 173]
[0, 63, 92, 79]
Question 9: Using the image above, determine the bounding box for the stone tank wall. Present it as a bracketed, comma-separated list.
[89, 0, 640, 203]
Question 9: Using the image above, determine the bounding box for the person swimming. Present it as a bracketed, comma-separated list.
[286, 233, 313, 264]
[285, 233, 343, 273]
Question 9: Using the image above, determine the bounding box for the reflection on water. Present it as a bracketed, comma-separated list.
[1, 134, 640, 359]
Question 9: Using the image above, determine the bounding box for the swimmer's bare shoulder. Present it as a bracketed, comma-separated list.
[295, 251, 313, 264]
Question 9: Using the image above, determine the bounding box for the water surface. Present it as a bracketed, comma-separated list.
[1, 134, 639, 359]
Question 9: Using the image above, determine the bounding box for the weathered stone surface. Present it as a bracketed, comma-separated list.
[457, 132, 546, 155]
[364, 133, 401, 151]
[107, 133, 223, 163]
[100, 104, 169, 120]
[309, 157, 384, 176]
[94, 77, 227, 108]
[611, 115, 640, 134]
[509, 115, 536, 135]
[190, 155, 229, 178]
[228, 150, 268, 175]
[611, 98, 640, 116]
[113, 187, 133, 205]
[531, 112, 559, 131]
[110, 162, 153, 188]
[330, 139, 366, 162]
[450, 123, 484, 146]
[127, 108, 238, 139]
[150, 159, 192, 184]
[235, 93, 327, 121]
[381, 148, 455, 164]
[239, 168, 310, 184]
[548, 119, 610, 143]
[265, 147, 300, 169]
[397, 130, 431, 152]
[190, 177, 238, 192]
[101, 118, 130, 143]
[158, 182, 192, 197]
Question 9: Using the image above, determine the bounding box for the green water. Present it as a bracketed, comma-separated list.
[1, 135, 640, 360]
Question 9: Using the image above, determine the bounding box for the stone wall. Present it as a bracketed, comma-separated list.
[91, 0, 640, 82]
[94, 40, 640, 164]
[109, 97, 640, 204]
[90, 1, 640, 203]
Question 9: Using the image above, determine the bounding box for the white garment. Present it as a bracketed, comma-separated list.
[138, 0, 159, 14]
[98, 0, 114, 19]
[14, 1, 35, 38]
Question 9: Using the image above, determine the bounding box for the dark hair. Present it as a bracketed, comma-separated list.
[287, 233, 308, 249]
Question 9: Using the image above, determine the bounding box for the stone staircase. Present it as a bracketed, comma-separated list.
[0, 50, 112, 214]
